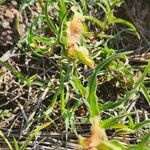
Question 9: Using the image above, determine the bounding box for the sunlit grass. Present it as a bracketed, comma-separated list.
[0, 0, 150, 149]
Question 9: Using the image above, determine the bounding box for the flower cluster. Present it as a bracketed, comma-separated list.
[66, 6, 94, 68]
[79, 116, 108, 150]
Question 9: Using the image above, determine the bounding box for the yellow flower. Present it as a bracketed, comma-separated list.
[66, 6, 95, 68]
[68, 44, 94, 68]
[79, 116, 108, 150]
[68, 44, 77, 59]
[75, 46, 94, 68]
[66, 6, 85, 44]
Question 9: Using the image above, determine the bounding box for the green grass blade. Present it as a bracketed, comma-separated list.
[88, 51, 131, 117]
[27, 16, 44, 45]
[59, 0, 67, 22]
[94, 51, 132, 73]
[88, 72, 99, 117]
[135, 131, 150, 150]
[58, 9, 70, 45]
[0, 130, 13, 150]
[34, 36, 53, 44]
[0, 0, 6, 5]
[71, 75, 87, 97]
[99, 98, 125, 111]
[0, 60, 39, 86]
[80, 0, 87, 15]
[134, 60, 150, 89]
[60, 65, 65, 111]
[13, 136, 19, 150]
[85, 16, 105, 29]
[133, 120, 150, 131]
[101, 60, 150, 110]
[20, 122, 51, 150]
[0, 60, 27, 83]
[101, 0, 112, 17]
[140, 84, 150, 105]
[100, 114, 128, 128]
[100, 87, 137, 111]
[113, 18, 140, 39]
[98, 140, 127, 150]
[109, 141, 127, 150]
[41, 89, 59, 118]
[19, 0, 36, 12]
[44, 0, 57, 35]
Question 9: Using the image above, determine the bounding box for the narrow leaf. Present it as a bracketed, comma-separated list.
[88, 51, 132, 117]
[20, 122, 51, 150]
[0, 130, 13, 150]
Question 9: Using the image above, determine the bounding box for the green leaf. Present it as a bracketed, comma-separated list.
[19, 0, 36, 11]
[0, 0, 6, 5]
[59, 0, 67, 22]
[44, 0, 57, 35]
[34, 36, 53, 44]
[101, 0, 112, 17]
[134, 60, 150, 89]
[80, 0, 87, 15]
[140, 84, 150, 105]
[24, 74, 38, 86]
[27, 16, 44, 45]
[58, 8, 70, 45]
[101, 60, 150, 110]
[20, 122, 51, 150]
[111, 123, 134, 134]
[41, 89, 59, 118]
[0, 130, 13, 150]
[109, 141, 127, 150]
[85, 16, 105, 29]
[135, 131, 150, 150]
[75, 47, 94, 68]
[99, 97, 125, 110]
[88, 51, 132, 117]
[100, 114, 129, 128]
[97, 140, 127, 150]
[60, 67, 65, 111]
[113, 18, 140, 39]
[13, 137, 19, 150]
[133, 120, 150, 131]
[70, 75, 87, 97]
[0, 60, 27, 83]
[109, 0, 123, 7]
